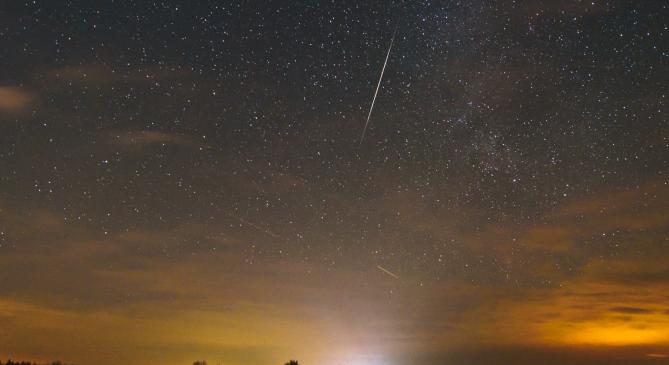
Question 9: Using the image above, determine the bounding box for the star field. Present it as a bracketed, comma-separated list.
[0, 1, 667, 365]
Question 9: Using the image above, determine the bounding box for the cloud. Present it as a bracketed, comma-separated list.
[586, 255, 669, 286]
[463, 249, 669, 348]
[428, 345, 668, 365]
[609, 307, 655, 315]
[103, 130, 200, 149]
[423, 180, 669, 350]
[1, 172, 667, 365]
[0, 202, 439, 365]
[0, 86, 34, 113]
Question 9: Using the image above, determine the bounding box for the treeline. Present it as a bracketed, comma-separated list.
[2, 359, 297, 365]
[2, 361, 69, 365]
[193, 360, 299, 365]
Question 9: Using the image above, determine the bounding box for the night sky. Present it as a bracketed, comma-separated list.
[1, 1, 668, 365]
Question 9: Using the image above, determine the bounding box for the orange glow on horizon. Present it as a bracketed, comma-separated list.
[566, 325, 669, 346]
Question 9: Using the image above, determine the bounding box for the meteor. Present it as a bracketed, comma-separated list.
[359, 26, 397, 147]
[377, 265, 399, 279]
[225, 212, 282, 239]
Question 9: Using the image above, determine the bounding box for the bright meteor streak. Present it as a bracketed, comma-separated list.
[359, 27, 397, 147]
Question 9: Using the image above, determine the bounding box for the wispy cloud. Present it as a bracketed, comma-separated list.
[0, 86, 34, 113]
[103, 130, 200, 149]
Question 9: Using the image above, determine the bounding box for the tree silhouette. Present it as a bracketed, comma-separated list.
[1, 360, 68, 365]
[285, 360, 299, 365]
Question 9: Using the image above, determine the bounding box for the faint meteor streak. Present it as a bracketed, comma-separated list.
[377, 265, 399, 279]
[359, 26, 398, 147]
[225, 212, 282, 239]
